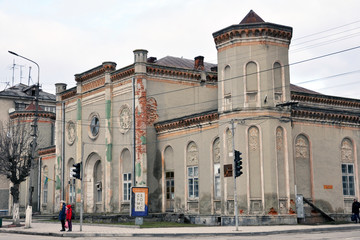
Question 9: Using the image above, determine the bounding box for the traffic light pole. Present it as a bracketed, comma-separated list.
[231, 120, 239, 231]
[80, 142, 84, 232]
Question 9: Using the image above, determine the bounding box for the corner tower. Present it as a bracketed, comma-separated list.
[213, 10, 293, 112]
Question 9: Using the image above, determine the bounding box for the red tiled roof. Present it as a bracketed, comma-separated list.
[25, 102, 44, 111]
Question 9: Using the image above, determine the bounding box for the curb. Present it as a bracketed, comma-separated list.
[0, 225, 359, 238]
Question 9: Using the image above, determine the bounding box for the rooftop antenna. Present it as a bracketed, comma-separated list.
[19, 64, 25, 84]
[28, 66, 33, 86]
[9, 59, 18, 86]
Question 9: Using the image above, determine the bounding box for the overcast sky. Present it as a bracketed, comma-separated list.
[1, 0, 359, 99]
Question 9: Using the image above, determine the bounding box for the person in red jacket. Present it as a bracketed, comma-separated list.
[65, 205, 73, 231]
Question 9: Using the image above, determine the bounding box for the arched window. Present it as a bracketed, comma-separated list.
[273, 62, 283, 101]
[341, 138, 355, 196]
[43, 166, 49, 204]
[224, 65, 232, 111]
[246, 61, 258, 101]
[295, 134, 312, 199]
[121, 149, 132, 201]
[94, 161, 102, 202]
[187, 142, 199, 199]
[213, 138, 221, 199]
[164, 146, 174, 211]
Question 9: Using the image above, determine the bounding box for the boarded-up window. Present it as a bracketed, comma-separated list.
[246, 62, 258, 92]
[224, 65, 231, 95]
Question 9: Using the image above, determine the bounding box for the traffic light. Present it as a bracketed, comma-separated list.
[234, 150, 243, 178]
[71, 162, 82, 180]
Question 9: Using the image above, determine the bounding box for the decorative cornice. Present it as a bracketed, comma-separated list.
[38, 146, 56, 155]
[82, 78, 105, 92]
[213, 24, 292, 46]
[292, 109, 360, 125]
[9, 111, 56, 120]
[61, 88, 77, 100]
[147, 66, 217, 82]
[292, 92, 360, 108]
[155, 111, 219, 132]
[111, 67, 135, 82]
[75, 62, 116, 83]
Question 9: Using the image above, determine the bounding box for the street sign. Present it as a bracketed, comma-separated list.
[224, 164, 233, 177]
[130, 187, 148, 217]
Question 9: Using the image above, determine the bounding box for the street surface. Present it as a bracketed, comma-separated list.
[1, 229, 360, 240]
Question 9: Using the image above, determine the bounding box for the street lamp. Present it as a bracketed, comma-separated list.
[8, 50, 40, 228]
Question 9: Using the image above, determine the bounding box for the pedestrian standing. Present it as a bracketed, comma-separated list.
[66, 204, 73, 232]
[352, 198, 360, 223]
[59, 200, 66, 231]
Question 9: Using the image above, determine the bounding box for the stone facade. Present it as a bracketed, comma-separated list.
[47, 11, 360, 225]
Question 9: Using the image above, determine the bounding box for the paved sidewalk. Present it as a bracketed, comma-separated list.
[1, 219, 360, 238]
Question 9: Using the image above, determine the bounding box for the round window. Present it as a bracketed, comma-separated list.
[90, 116, 100, 137]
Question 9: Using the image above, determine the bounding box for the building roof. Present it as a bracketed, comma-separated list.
[0, 83, 55, 101]
[153, 56, 217, 72]
[240, 10, 265, 24]
[290, 84, 320, 95]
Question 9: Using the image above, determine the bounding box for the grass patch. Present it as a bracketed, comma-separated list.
[119, 221, 203, 228]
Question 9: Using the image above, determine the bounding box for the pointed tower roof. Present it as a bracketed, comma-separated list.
[240, 10, 264, 24]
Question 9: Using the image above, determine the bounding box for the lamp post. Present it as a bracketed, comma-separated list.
[8, 51, 40, 228]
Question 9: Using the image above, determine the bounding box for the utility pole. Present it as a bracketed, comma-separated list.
[231, 120, 239, 231]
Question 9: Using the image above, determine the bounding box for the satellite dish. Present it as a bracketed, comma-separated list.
[8, 108, 15, 113]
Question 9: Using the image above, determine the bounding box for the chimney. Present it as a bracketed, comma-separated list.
[194, 56, 204, 70]
[147, 57, 157, 63]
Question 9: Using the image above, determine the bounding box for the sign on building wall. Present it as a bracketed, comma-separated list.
[224, 164, 233, 177]
[130, 187, 148, 217]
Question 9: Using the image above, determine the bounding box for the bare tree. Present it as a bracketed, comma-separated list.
[0, 120, 33, 225]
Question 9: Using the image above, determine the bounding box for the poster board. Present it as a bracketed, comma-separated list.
[130, 187, 149, 217]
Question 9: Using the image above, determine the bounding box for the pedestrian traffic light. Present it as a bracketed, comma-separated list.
[71, 162, 82, 180]
[234, 150, 243, 178]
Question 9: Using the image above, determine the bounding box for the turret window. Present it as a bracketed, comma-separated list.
[246, 62, 258, 102]
[273, 62, 283, 102]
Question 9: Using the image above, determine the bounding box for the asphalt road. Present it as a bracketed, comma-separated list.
[2, 229, 360, 240]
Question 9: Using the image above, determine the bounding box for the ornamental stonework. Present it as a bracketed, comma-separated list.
[249, 127, 259, 151]
[295, 135, 309, 159]
[187, 142, 199, 166]
[82, 78, 105, 92]
[341, 139, 353, 162]
[213, 138, 220, 163]
[66, 120, 76, 145]
[146, 97, 159, 125]
[119, 105, 131, 134]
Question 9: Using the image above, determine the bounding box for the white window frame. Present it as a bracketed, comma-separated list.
[188, 166, 199, 199]
[342, 163, 355, 196]
[123, 173, 132, 201]
[69, 180, 76, 203]
[214, 163, 221, 199]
